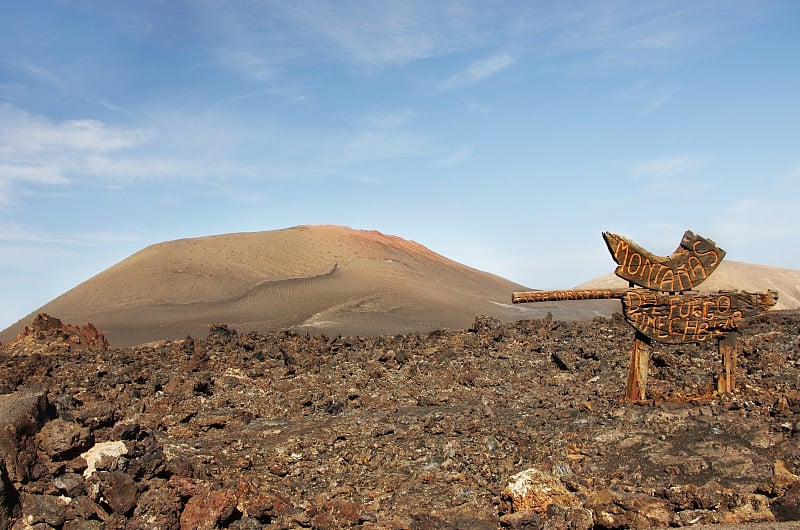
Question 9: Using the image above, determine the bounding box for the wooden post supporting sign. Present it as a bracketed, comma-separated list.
[717, 332, 739, 394]
[626, 332, 651, 402]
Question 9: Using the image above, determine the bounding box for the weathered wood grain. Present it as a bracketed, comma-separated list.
[603, 230, 726, 292]
[626, 333, 651, 402]
[717, 332, 739, 394]
[512, 287, 778, 344]
[511, 288, 630, 304]
[620, 289, 778, 344]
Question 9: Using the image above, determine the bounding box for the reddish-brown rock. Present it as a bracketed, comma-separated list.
[3, 314, 108, 354]
[179, 490, 238, 530]
[89, 470, 137, 515]
[36, 419, 91, 461]
[0, 386, 51, 483]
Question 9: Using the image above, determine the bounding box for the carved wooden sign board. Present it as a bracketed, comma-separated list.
[512, 230, 779, 402]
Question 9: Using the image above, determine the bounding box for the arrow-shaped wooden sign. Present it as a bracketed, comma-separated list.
[620, 289, 778, 344]
[602, 230, 725, 292]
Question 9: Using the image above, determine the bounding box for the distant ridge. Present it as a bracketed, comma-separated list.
[0, 225, 612, 347]
[5, 226, 794, 347]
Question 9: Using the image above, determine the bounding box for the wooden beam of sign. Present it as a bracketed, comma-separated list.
[512, 288, 630, 304]
[602, 230, 726, 292]
[620, 289, 777, 344]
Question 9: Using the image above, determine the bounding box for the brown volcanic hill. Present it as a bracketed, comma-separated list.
[576, 260, 800, 310]
[0, 225, 612, 347]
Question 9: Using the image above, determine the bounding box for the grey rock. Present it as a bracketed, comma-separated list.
[20, 493, 67, 527]
[53, 472, 85, 497]
[90, 470, 137, 515]
[0, 386, 52, 483]
[65, 495, 101, 521]
[36, 419, 91, 461]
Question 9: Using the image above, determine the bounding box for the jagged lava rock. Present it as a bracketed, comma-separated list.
[1, 311, 800, 527]
[1, 314, 107, 355]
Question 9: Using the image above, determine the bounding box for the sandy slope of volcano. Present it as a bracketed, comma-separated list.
[0, 225, 613, 347]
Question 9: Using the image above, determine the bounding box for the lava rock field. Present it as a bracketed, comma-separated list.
[1, 311, 800, 529]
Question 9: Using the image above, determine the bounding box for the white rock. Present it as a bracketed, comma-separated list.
[81, 440, 128, 478]
[502, 467, 579, 514]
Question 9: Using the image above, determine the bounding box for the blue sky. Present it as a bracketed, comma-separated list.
[1, 1, 799, 329]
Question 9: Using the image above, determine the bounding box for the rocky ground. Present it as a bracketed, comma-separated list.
[1, 310, 800, 529]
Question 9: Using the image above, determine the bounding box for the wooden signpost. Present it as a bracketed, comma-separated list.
[602, 230, 725, 292]
[512, 231, 778, 402]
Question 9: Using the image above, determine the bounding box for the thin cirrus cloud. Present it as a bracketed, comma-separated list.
[786, 164, 800, 184]
[642, 87, 681, 115]
[541, 2, 730, 56]
[330, 130, 428, 167]
[198, 0, 485, 79]
[438, 54, 514, 92]
[131, 1, 757, 90]
[630, 154, 709, 180]
[262, 1, 489, 67]
[712, 198, 800, 248]
[215, 49, 281, 83]
[438, 146, 471, 167]
[358, 109, 417, 130]
[629, 154, 712, 196]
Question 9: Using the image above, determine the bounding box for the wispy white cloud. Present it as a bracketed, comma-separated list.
[642, 86, 681, 115]
[14, 61, 69, 92]
[467, 101, 491, 113]
[711, 198, 800, 248]
[0, 164, 68, 185]
[0, 104, 154, 205]
[0, 221, 142, 247]
[631, 154, 709, 179]
[0, 100, 433, 207]
[621, 79, 650, 96]
[202, 1, 755, 88]
[785, 164, 800, 184]
[359, 109, 417, 129]
[438, 146, 471, 167]
[0, 103, 296, 210]
[438, 53, 514, 92]
[347, 174, 384, 184]
[539, 2, 750, 63]
[216, 49, 280, 82]
[629, 154, 712, 196]
[104, 0, 765, 93]
[194, 0, 493, 80]
[265, 1, 490, 67]
[333, 130, 427, 166]
[0, 104, 151, 156]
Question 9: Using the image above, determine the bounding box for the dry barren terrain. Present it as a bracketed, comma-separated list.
[1, 310, 800, 528]
[1, 226, 620, 347]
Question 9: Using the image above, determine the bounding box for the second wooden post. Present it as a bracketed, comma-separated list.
[626, 332, 651, 402]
